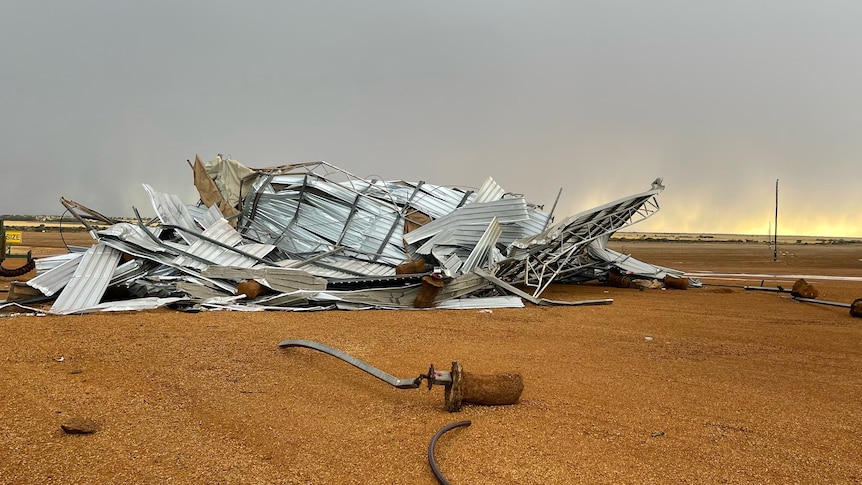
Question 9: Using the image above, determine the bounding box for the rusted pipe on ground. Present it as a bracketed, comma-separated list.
[792, 296, 850, 308]
[743, 285, 790, 293]
[793, 296, 862, 318]
[278, 339, 524, 411]
[444, 361, 524, 412]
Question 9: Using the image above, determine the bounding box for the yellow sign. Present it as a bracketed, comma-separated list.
[5, 231, 22, 244]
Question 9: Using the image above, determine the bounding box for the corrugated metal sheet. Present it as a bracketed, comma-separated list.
[301, 258, 397, 278]
[462, 217, 502, 273]
[403, 198, 529, 245]
[238, 176, 407, 264]
[187, 203, 224, 229]
[75, 297, 185, 314]
[435, 296, 524, 309]
[173, 218, 274, 270]
[175, 280, 233, 299]
[143, 184, 200, 245]
[513, 207, 551, 238]
[435, 272, 491, 300]
[416, 223, 525, 252]
[34, 252, 84, 274]
[202, 266, 327, 292]
[433, 248, 463, 275]
[28, 253, 84, 296]
[352, 180, 472, 219]
[98, 238, 237, 293]
[50, 243, 122, 315]
[473, 177, 506, 204]
[110, 260, 150, 287]
[97, 223, 167, 253]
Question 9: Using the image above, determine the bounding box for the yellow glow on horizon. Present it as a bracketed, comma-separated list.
[558, 197, 862, 238]
[634, 208, 862, 238]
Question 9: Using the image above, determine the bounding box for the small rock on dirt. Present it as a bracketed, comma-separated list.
[61, 417, 99, 434]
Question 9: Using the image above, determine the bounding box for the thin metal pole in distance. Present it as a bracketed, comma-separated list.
[773, 179, 779, 262]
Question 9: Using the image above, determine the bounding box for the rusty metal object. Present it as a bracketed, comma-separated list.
[236, 280, 267, 299]
[663, 274, 689, 290]
[445, 361, 523, 412]
[790, 278, 819, 299]
[414, 274, 444, 308]
[607, 271, 631, 288]
[395, 259, 428, 275]
[278, 339, 523, 412]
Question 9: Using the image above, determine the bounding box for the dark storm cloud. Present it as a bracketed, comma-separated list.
[1, 1, 860, 235]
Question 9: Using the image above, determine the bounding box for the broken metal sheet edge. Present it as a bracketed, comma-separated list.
[0, 302, 48, 315]
[68, 297, 188, 314]
[587, 240, 683, 280]
[34, 252, 85, 274]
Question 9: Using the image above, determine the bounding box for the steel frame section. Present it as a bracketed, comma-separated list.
[500, 181, 664, 297]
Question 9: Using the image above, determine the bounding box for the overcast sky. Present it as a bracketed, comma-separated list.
[2, 1, 860, 236]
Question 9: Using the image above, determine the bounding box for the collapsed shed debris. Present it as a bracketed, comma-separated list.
[5, 155, 687, 314]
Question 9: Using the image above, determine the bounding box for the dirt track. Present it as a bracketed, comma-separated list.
[2, 234, 862, 484]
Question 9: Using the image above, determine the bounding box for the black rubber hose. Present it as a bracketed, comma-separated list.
[428, 420, 471, 485]
[0, 258, 36, 277]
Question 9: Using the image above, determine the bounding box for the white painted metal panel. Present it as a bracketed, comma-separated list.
[143, 184, 199, 245]
[27, 252, 84, 296]
[51, 244, 122, 315]
[462, 217, 502, 273]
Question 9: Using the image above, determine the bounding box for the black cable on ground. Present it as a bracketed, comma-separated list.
[58, 209, 71, 252]
[428, 420, 471, 485]
[700, 283, 747, 289]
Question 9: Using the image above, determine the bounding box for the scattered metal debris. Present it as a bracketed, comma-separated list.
[278, 339, 523, 412]
[748, 279, 861, 318]
[4, 155, 683, 313]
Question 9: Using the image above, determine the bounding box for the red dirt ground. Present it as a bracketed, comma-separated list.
[2, 233, 861, 484]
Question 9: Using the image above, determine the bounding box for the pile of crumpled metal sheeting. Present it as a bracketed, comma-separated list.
[8, 155, 686, 314]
